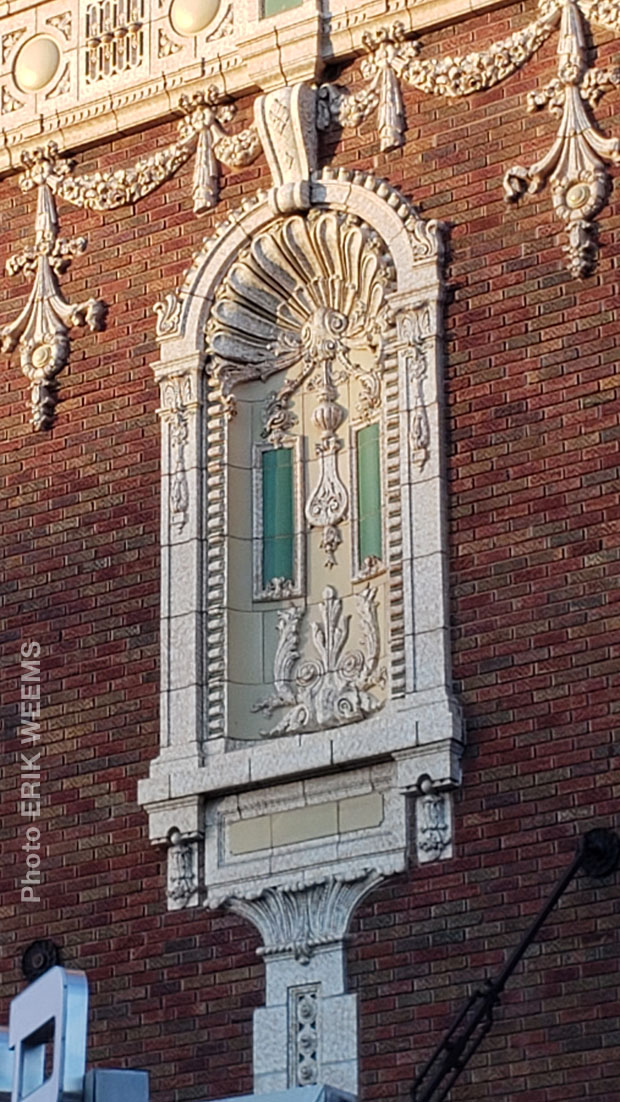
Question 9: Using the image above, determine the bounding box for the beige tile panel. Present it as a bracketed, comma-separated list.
[227, 791, 385, 854]
[338, 792, 384, 833]
[229, 813, 272, 854]
[272, 800, 338, 846]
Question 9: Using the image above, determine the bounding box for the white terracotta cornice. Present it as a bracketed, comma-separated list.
[0, 0, 516, 173]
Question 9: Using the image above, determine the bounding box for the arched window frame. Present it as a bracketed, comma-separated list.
[140, 167, 464, 909]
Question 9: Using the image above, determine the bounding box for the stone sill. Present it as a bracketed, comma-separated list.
[138, 691, 463, 835]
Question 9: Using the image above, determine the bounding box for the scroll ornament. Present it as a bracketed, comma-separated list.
[321, 0, 620, 277]
[3, 90, 260, 429]
[252, 585, 384, 738]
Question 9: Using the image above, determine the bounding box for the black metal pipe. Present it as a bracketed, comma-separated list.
[410, 828, 620, 1102]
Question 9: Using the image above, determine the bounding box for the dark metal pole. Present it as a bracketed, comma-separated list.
[410, 828, 620, 1102]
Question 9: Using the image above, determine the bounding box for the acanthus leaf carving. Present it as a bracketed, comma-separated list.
[154, 291, 183, 338]
[205, 2, 233, 40]
[252, 585, 384, 738]
[216, 871, 383, 963]
[1, 85, 25, 114]
[46, 12, 72, 40]
[1, 27, 26, 64]
[1, 144, 106, 430]
[157, 28, 182, 58]
[167, 828, 202, 909]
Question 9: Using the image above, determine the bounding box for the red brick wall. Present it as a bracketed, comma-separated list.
[1, 2, 619, 1099]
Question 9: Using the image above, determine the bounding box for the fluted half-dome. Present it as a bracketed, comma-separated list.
[205, 210, 395, 388]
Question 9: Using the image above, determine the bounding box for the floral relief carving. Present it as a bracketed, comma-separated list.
[252, 585, 384, 737]
[318, 24, 414, 150]
[416, 780, 452, 863]
[320, 0, 620, 275]
[46, 12, 73, 40]
[1, 28, 26, 64]
[154, 291, 183, 337]
[159, 374, 193, 531]
[1, 87, 263, 426]
[157, 28, 182, 57]
[1, 86, 24, 113]
[53, 88, 259, 215]
[45, 65, 71, 101]
[167, 829, 202, 909]
[206, 207, 394, 556]
[302, 308, 350, 566]
[1, 144, 106, 430]
[205, 3, 233, 39]
[504, 0, 620, 277]
[400, 306, 433, 471]
[291, 989, 319, 1086]
[399, 6, 560, 97]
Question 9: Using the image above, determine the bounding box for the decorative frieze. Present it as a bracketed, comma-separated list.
[320, 0, 620, 276]
[318, 24, 414, 151]
[53, 88, 259, 215]
[504, 0, 620, 277]
[2, 88, 260, 426]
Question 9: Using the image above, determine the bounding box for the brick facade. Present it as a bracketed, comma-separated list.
[1, 1, 619, 1099]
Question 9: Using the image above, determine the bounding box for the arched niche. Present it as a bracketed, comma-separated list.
[140, 168, 463, 912]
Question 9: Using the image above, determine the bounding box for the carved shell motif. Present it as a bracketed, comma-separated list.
[205, 209, 395, 401]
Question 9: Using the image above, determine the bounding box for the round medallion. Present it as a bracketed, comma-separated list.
[14, 36, 61, 93]
[31, 343, 53, 369]
[565, 181, 591, 211]
[169, 0, 220, 35]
